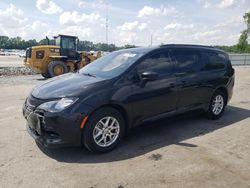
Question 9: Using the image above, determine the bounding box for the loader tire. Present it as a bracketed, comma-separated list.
[48, 61, 68, 77]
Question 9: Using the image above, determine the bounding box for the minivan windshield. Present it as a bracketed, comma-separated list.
[79, 50, 144, 79]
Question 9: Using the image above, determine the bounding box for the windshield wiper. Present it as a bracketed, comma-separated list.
[83, 73, 96, 78]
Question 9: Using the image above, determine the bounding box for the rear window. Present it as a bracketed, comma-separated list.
[203, 51, 227, 70]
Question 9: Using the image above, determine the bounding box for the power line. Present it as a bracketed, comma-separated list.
[106, 2, 109, 44]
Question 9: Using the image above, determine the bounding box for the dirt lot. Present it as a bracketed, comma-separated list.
[0, 56, 24, 67]
[0, 66, 250, 188]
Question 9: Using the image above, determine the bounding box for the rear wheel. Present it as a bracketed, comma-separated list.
[48, 61, 68, 77]
[206, 90, 226, 119]
[82, 107, 125, 153]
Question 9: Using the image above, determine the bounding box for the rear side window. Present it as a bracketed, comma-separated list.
[203, 51, 226, 70]
[171, 50, 201, 73]
[137, 51, 173, 75]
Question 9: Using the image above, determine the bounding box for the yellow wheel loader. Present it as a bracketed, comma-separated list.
[24, 34, 101, 78]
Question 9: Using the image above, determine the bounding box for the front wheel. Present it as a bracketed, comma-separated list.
[82, 107, 125, 153]
[206, 90, 226, 119]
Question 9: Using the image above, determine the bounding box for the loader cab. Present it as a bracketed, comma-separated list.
[54, 34, 80, 61]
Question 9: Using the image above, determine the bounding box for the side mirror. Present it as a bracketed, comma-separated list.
[141, 71, 158, 81]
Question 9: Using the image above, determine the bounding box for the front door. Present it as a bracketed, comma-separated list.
[130, 50, 179, 124]
[60, 36, 80, 61]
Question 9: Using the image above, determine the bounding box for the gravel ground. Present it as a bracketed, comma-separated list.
[0, 56, 38, 76]
[0, 66, 250, 188]
[0, 67, 38, 77]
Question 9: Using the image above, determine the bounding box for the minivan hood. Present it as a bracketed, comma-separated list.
[32, 73, 105, 99]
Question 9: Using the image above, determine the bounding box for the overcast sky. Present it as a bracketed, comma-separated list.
[0, 0, 249, 46]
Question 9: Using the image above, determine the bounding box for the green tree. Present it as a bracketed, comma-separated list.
[243, 12, 250, 35]
[38, 38, 55, 45]
[39, 38, 49, 45]
[0, 35, 138, 52]
[237, 31, 248, 52]
[123, 44, 136, 49]
[236, 11, 250, 53]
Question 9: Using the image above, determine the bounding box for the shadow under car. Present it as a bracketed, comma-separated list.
[37, 105, 250, 163]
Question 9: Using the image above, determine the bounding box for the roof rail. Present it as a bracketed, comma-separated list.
[160, 44, 215, 48]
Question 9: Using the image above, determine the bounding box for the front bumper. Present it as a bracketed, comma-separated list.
[22, 100, 91, 148]
[26, 124, 65, 148]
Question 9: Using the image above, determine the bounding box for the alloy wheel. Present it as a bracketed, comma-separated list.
[212, 94, 224, 115]
[93, 116, 120, 147]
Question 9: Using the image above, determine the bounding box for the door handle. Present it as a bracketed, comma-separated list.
[174, 72, 187, 77]
[169, 83, 175, 88]
[181, 80, 186, 86]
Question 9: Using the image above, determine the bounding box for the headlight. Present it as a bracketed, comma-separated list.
[37, 98, 78, 112]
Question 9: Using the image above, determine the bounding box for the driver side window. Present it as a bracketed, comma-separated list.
[137, 51, 173, 75]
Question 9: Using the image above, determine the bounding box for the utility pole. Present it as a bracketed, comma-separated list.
[150, 34, 153, 46]
[106, 2, 109, 44]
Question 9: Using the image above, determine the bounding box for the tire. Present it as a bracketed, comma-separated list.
[48, 61, 68, 77]
[82, 107, 125, 153]
[41, 71, 51, 78]
[206, 90, 226, 119]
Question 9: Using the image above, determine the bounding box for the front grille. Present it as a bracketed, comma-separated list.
[24, 102, 45, 136]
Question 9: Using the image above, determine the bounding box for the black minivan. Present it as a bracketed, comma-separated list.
[23, 44, 234, 152]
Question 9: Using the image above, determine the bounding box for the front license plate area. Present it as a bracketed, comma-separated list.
[27, 112, 41, 135]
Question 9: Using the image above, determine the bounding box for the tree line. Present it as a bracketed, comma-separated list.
[0, 36, 135, 52]
[0, 11, 249, 53]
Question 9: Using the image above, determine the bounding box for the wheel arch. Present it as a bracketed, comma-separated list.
[205, 86, 228, 119]
[215, 86, 228, 104]
[88, 103, 131, 134]
[205, 86, 229, 111]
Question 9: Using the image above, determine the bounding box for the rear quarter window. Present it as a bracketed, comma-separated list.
[203, 51, 227, 70]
